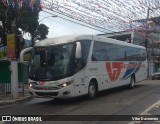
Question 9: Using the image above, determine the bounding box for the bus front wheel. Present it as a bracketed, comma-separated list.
[87, 81, 97, 99]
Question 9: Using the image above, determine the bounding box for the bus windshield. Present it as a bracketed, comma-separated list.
[29, 43, 74, 81]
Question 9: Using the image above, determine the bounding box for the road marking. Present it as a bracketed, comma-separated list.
[0, 104, 15, 109]
[129, 100, 160, 124]
[140, 100, 160, 115]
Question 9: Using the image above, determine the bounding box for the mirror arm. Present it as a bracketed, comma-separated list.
[20, 47, 33, 62]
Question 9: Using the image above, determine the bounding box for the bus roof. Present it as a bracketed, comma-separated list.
[35, 35, 145, 49]
[93, 35, 145, 49]
[35, 35, 92, 46]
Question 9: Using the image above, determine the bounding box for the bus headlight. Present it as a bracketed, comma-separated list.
[29, 83, 35, 89]
[29, 82, 37, 88]
[63, 83, 67, 87]
[29, 83, 33, 87]
[58, 81, 73, 88]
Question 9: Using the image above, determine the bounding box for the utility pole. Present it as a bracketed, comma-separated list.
[145, 7, 150, 77]
[145, 7, 149, 49]
[10, 19, 18, 99]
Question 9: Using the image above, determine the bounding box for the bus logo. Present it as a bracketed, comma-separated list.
[106, 62, 123, 81]
[38, 81, 45, 85]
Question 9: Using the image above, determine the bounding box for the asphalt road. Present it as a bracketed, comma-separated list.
[0, 79, 160, 124]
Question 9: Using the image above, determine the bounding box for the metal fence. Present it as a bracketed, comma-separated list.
[0, 60, 28, 93]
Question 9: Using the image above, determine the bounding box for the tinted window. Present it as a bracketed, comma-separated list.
[92, 41, 146, 61]
[125, 47, 146, 61]
[106, 43, 116, 61]
[92, 41, 106, 61]
[80, 40, 92, 64]
[138, 49, 146, 61]
[106, 43, 125, 61]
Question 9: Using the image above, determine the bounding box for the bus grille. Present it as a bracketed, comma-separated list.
[35, 92, 58, 96]
[33, 86, 60, 90]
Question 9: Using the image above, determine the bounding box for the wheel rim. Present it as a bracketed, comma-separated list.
[89, 85, 96, 96]
[131, 78, 135, 87]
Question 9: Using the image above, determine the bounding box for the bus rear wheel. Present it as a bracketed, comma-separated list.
[87, 81, 97, 99]
[128, 76, 135, 89]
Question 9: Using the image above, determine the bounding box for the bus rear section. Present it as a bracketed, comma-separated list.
[86, 37, 147, 92]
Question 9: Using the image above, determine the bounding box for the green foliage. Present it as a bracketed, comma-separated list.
[36, 24, 49, 40]
[0, 0, 50, 47]
[17, 9, 39, 35]
[0, 1, 7, 20]
[0, 50, 6, 59]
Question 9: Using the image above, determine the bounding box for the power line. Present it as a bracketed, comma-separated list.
[41, 0, 160, 32]
[42, 9, 112, 33]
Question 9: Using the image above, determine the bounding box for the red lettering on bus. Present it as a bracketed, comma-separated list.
[106, 62, 123, 81]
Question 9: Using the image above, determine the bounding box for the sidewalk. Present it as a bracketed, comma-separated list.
[0, 88, 32, 106]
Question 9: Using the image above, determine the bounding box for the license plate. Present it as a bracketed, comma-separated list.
[43, 95, 52, 98]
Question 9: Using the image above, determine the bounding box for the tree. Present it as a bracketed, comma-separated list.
[34, 24, 49, 41]
[0, 0, 49, 48]
[0, 0, 8, 46]
[16, 0, 40, 46]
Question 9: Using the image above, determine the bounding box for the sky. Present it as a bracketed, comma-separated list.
[37, 11, 104, 38]
[24, 0, 160, 40]
[42, 0, 160, 32]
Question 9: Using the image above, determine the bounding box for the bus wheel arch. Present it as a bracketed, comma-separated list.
[87, 78, 98, 99]
[129, 74, 136, 89]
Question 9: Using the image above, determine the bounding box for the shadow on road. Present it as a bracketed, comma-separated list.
[97, 84, 145, 98]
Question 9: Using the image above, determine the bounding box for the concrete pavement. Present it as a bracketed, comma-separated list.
[0, 88, 32, 106]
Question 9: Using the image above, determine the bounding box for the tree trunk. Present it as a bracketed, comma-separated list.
[31, 34, 34, 47]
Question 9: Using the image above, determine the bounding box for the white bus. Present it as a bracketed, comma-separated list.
[20, 35, 147, 99]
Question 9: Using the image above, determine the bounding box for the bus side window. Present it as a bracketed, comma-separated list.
[92, 55, 97, 61]
[74, 58, 83, 72]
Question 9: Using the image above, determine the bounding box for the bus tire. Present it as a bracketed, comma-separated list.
[87, 81, 97, 99]
[128, 76, 135, 89]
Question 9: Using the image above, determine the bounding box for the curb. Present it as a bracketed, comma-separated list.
[0, 95, 32, 106]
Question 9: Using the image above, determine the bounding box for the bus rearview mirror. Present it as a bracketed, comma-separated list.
[75, 42, 82, 59]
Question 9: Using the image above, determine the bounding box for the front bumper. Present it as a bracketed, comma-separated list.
[28, 84, 74, 98]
